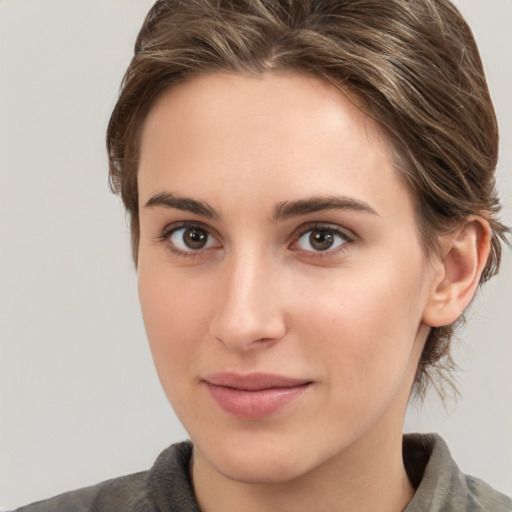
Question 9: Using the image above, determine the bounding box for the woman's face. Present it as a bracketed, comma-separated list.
[137, 72, 436, 483]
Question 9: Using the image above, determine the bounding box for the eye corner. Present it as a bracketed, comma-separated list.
[290, 223, 356, 257]
[157, 222, 222, 258]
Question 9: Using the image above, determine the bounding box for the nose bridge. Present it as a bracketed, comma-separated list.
[210, 246, 286, 350]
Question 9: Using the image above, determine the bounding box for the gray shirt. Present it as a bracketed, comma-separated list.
[12, 434, 512, 511]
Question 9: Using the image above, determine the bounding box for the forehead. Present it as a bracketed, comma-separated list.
[138, 72, 414, 222]
[141, 71, 390, 161]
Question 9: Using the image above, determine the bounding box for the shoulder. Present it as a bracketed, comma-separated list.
[463, 474, 512, 512]
[11, 441, 197, 512]
[11, 471, 155, 512]
[11, 471, 153, 512]
[403, 433, 512, 512]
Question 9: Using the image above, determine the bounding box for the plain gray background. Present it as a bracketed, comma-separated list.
[0, 0, 510, 508]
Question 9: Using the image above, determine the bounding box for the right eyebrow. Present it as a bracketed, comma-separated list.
[144, 192, 220, 219]
[272, 195, 379, 221]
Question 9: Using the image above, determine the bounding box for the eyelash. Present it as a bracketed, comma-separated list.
[157, 222, 217, 258]
[157, 222, 356, 259]
[291, 223, 355, 258]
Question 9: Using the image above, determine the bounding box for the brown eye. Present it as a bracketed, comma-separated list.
[309, 229, 335, 251]
[169, 226, 219, 252]
[183, 227, 208, 249]
[296, 226, 348, 253]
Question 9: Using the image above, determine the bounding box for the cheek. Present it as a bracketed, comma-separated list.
[138, 265, 213, 378]
[290, 254, 426, 396]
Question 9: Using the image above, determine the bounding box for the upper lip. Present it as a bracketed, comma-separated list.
[203, 372, 312, 391]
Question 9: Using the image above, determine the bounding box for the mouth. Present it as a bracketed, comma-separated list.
[202, 372, 313, 419]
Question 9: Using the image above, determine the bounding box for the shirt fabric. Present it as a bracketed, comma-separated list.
[12, 433, 512, 511]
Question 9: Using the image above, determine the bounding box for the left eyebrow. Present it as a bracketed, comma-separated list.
[144, 192, 220, 219]
[273, 196, 379, 221]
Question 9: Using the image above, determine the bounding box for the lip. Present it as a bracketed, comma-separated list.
[203, 372, 312, 419]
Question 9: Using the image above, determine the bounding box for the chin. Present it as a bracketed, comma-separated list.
[214, 453, 308, 484]
[195, 430, 328, 485]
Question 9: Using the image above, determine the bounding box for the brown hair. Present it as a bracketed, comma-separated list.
[107, 0, 509, 398]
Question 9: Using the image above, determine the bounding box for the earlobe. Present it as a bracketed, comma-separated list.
[422, 218, 491, 328]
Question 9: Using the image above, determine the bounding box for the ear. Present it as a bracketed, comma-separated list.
[422, 217, 491, 328]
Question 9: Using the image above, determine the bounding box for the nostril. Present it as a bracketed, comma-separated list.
[208, 270, 287, 350]
[210, 317, 286, 352]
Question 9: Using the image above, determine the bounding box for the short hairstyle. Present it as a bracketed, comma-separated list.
[106, 0, 509, 398]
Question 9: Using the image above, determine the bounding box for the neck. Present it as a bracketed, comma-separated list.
[192, 426, 414, 512]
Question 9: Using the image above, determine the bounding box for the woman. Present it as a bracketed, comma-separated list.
[11, 0, 511, 510]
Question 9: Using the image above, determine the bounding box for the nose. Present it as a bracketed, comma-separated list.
[209, 251, 287, 352]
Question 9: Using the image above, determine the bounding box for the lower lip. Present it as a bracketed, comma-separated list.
[205, 382, 311, 419]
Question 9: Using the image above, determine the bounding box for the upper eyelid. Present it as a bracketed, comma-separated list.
[154, 222, 220, 255]
[158, 223, 221, 257]
[159, 220, 353, 236]
[288, 223, 357, 259]
[157, 221, 356, 252]
[159, 220, 220, 239]
[292, 222, 356, 241]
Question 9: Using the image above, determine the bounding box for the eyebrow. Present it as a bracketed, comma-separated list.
[144, 192, 379, 221]
[144, 192, 220, 218]
[273, 196, 379, 220]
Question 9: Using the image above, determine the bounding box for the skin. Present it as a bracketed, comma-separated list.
[136, 72, 489, 512]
